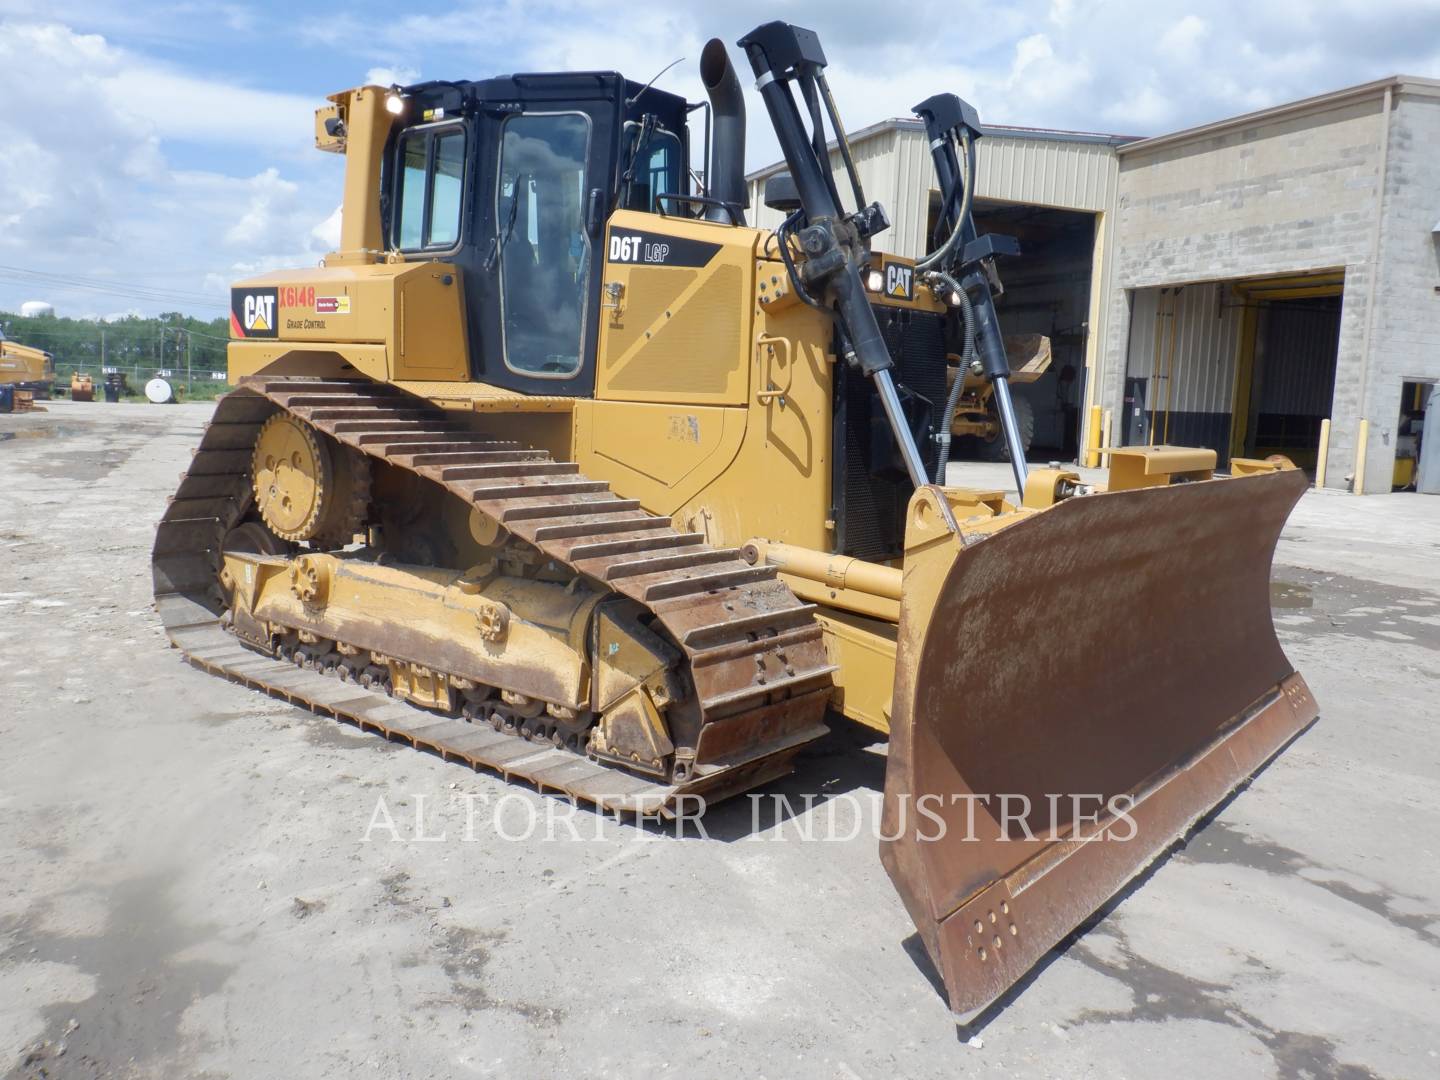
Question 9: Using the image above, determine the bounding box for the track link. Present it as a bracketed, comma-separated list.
[152, 378, 834, 814]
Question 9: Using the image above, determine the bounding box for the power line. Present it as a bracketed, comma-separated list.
[0, 264, 226, 310]
[0, 279, 227, 312]
[0, 280, 225, 311]
[163, 324, 233, 342]
[3, 325, 227, 344]
[0, 262, 222, 301]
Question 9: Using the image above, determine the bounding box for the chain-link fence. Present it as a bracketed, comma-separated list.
[49, 360, 231, 401]
[3, 314, 232, 402]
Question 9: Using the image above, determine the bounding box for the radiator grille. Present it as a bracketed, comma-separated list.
[838, 306, 949, 562]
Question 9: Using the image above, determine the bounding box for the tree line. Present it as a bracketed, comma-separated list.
[0, 310, 230, 377]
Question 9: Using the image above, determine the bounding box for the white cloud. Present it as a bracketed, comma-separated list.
[98, 66, 314, 149]
[312, 206, 343, 251]
[382, 0, 1438, 158]
[5, 1, 1440, 316]
[0, 19, 340, 315]
[218, 168, 303, 248]
[1101, 85, 1173, 130]
[0, 23, 165, 244]
[364, 65, 421, 87]
[1159, 14, 1208, 59]
[1012, 32, 1055, 73]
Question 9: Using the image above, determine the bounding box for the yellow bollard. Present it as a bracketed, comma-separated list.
[1084, 405, 1103, 467]
[1353, 418, 1369, 495]
[1315, 418, 1331, 489]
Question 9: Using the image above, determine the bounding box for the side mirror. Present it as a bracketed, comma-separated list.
[763, 173, 802, 214]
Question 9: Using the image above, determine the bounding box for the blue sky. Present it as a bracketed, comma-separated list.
[3, 0, 1439, 320]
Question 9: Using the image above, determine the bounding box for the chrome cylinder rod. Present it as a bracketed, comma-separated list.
[874, 369, 929, 489]
[991, 375, 1029, 495]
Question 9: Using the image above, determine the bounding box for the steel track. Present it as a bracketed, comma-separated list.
[151, 378, 834, 814]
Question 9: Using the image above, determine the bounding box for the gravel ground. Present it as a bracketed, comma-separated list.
[1, 399, 1437, 1079]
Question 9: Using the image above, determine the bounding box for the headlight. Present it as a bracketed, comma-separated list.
[385, 93, 405, 115]
[866, 270, 883, 293]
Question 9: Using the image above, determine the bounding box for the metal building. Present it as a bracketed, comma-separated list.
[745, 75, 1440, 493]
[748, 121, 1130, 459]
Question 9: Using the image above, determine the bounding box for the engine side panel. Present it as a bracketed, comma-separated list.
[227, 260, 468, 384]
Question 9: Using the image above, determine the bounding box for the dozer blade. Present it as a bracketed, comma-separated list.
[879, 469, 1318, 1019]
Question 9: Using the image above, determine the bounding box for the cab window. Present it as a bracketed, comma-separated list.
[393, 123, 467, 251]
[496, 112, 591, 378]
[620, 123, 683, 212]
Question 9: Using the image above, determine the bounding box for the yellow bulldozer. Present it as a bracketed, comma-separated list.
[0, 328, 54, 398]
[153, 22, 1317, 1019]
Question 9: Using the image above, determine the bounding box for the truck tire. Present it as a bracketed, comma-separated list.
[977, 394, 1035, 462]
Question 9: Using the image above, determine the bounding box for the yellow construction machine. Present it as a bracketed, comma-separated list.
[944, 333, 1049, 460]
[0, 329, 54, 398]
[153, 23, 1317, 1018]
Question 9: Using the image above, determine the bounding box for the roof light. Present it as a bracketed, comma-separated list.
[385, 92, 405, 116]
[866, 269, 883, 292]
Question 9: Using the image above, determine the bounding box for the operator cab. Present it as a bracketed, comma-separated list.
[379, 74, 694, 397]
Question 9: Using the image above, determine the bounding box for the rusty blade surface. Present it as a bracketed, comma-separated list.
[879, 469, 1318, 1019]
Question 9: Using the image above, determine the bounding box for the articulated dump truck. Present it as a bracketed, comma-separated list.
[152, 23, 1317, 1017]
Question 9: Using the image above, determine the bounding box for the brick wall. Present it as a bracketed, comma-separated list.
[1102, 95, 1388, 488]
[1363, 91, 1440, 492]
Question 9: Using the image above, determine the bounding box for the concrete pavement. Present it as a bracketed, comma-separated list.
[1, 400, 1436, 1079]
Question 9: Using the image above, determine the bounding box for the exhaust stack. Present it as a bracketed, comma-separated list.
[700, 38, 747, 225]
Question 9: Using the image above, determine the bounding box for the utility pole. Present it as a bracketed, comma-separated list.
[185, 329, 192, 395]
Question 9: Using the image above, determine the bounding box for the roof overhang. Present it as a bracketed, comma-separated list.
[1117, 75, 1440, 158]
[744, 118, 1136, 182]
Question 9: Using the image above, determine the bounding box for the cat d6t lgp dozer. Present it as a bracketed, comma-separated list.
[152, 23, 1317, 1018]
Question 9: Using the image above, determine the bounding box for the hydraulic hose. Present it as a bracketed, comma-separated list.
[927, 270, 976, 482]
[915, 128, 975, 272]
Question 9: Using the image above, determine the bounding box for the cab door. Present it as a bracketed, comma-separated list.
[462, 77, 624, 397]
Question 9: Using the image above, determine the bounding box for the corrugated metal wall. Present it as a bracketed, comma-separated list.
[1125, 284, 1241, 413]
[891, 127, 1118, 256]
[747, 123, 1120, 259]
[748, 128, 904, 251]
[1258, 299, 1341, 415]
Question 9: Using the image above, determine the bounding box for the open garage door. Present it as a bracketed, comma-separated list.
[1122, 270, 1343, 471]
[938, 198, 1096, 461]
[1232, 273, 1343, 471]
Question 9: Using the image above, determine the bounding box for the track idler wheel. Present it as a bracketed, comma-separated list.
[251, 413, 370, 547]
